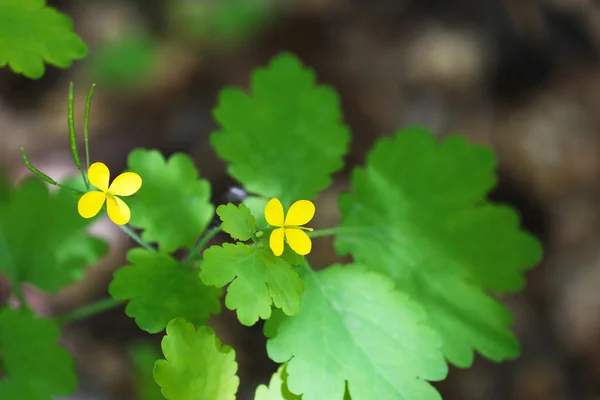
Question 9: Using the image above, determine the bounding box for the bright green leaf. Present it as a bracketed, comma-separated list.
[336, 127, 543, 367]
[0, 308, 77, 399]
[217, 203, 256, 241]
[0, 178, 107, 292]
[266, 265, 447, 400]
[126, 149, 214, 253]
[200, 242, 304, 326]
[211, 53, 350, 206]
[130, 342, 166, 400]
[254, 366, 300, 400]
[0, 0, 87, 79]
[109, 249, 221, 333]
[154, 318, 239, 400]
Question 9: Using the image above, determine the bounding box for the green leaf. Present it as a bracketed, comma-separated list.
[90, 30, 157, 87]
[211, 53, 350, 206]
[266, 265, 447, 400]
[0, 0, 87, 79]
[336, 127, 543, 367]
[109, 249, 221, 333]
[0, 308, 77, 399]
[200, 242, 304, 326]
[0, 178, 107, 292]
[154, 318, 239, 400]
[130, 342, 166, 400]
[126, 149, 214, 253]
[217, 203, 256, 241]
[254, 366, 300, 400]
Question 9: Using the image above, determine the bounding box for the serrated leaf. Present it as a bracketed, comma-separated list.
[217, 203, 256, 241]
[0, 0, 87, 79]
[254, 366, 300, 400]
[154, 318, 239, 400]
[130, 342, 166, 400]
[211, 53, 350, 206]
[0, 178, 107, 293]
[266, 265, 447, 400]
[200, 242, 304, 326]
[109, 249, 221, 333]
[0, 308, 77, 399]
[336, 127, 543, 367]
[126, 149, 214, 253]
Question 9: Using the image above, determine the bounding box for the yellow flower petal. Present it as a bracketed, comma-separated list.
[284, 200, 315, 226]
[106, 195, 131, 225]
[269, 227, 285, 256]
[265, 198, 285, 227]
[88, 162, 110, 192]
[284, 228, 312, 256]
[77, 191, 107, 219]
[108, 172, 142, 196]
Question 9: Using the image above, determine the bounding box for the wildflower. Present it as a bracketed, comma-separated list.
[265, 198, 315, 256]
[78, 162, 142, 225]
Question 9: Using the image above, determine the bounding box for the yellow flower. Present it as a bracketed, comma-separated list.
[265, 198, 315, 256]
[77, 162, 142, 225]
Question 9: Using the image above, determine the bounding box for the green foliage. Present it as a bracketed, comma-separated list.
[217, 203, 256, 241]
[154, 318, 239, 400]
[126, 149, 214, 253]
[266, 265, 447, 400]
[200, 243, 304, 326]
[254, 366, 300, 400]
[130, 342, 166, 400]
[90, 30, 157, 87]
[211, 52, 350, 206]
[0, 178, 107, 293]
[109, 249, 221, 333]
[335, 127, 543, 367]
[0, 0, 87, 79]
[0, 308, 76, 399]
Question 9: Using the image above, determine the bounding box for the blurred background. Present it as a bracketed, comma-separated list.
[1, 0, 599, 399]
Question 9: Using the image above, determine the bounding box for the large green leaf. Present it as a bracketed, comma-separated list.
[0, 0, 87, 79]
[211, 53, 350, 206]
[266, 265, 447, 400]
[336, 127, 543, 367]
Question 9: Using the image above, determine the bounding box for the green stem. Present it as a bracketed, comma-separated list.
[118, 225, 155, 251]
[56, 297, 124, 324]
[186, 226, 222, 262]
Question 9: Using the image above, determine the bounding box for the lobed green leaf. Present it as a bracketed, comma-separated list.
[0, 0, 87, 79]
[109, 249, 221, 333]
[266, 265, 447, 400]
[336, 127, 543, 367]
[211, 52, 350, 207]
[200, 242, 304, 326]
[126, 149, 214, 253]
[154, 318, 239, 400]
